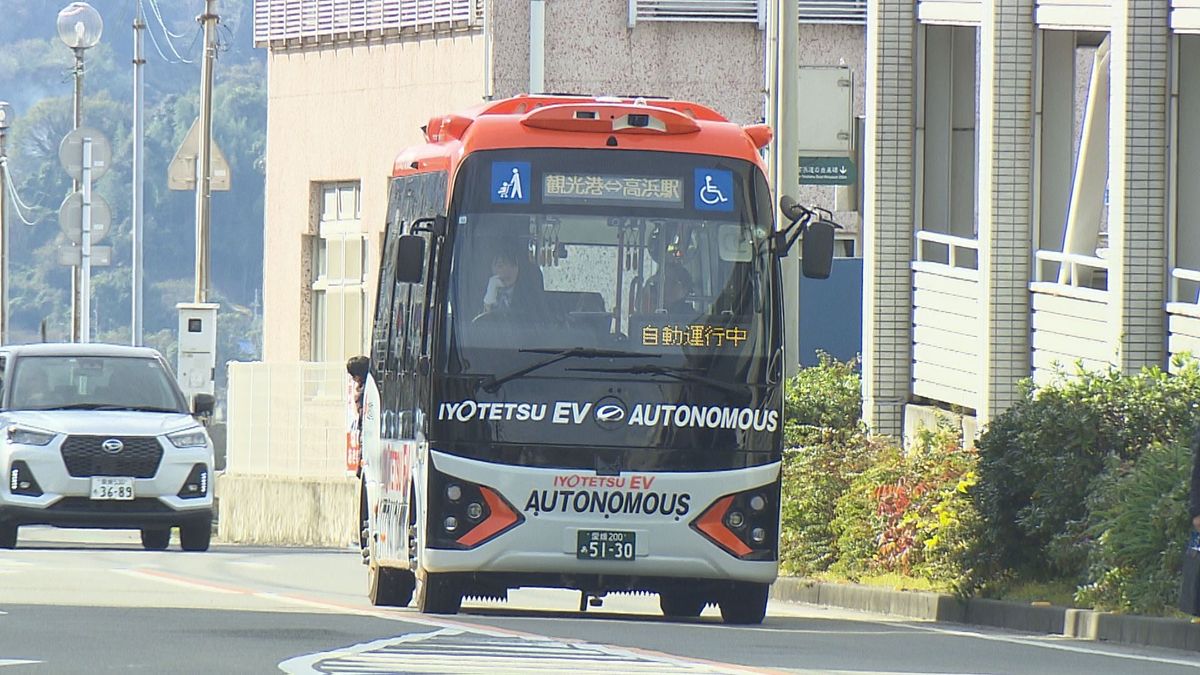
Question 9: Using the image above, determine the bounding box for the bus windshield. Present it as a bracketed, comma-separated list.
[443, 149, 779, 388]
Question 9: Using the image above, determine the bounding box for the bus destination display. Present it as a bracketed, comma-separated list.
[543, 173, 683, 208]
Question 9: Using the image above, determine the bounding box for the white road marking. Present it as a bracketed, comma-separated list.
[279, 627, 750, 674]
[903, 621, 1200, 669]
[0, 660, 41, 668]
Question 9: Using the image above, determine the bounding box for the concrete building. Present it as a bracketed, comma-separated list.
[220, 0, 868, 545]
[866, 0, 1200, 442]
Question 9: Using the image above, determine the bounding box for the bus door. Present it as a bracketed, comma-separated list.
[371, 172, 446, 562]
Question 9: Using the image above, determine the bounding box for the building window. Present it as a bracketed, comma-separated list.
[1033, 30, 1110, 290]
[917, 25, 979, 248]
[310, 182, 367, 363]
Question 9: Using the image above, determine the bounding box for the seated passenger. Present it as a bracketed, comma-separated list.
[480, 248, 548, 319]
[638, 262, 694, 315]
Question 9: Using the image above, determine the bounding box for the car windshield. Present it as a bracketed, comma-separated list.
[441, 149, 777, 382]
[8, 355, 186, 412]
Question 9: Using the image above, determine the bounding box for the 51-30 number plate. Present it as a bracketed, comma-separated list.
[576, 530, 635, 561]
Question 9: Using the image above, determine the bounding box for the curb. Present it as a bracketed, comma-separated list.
[771, 577, 1200, 653]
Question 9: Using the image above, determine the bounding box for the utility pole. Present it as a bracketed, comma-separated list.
[768, 0, 802, 377]
[132, 2, 145, 345]
[195, 0, 218, 303]
[71, 48, 83, 342]
[0, 102, 10, 345]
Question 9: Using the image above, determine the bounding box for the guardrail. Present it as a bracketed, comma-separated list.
[1034, 249, 1108, 289]
[1171, 267, 1200, 304]
[914, 230, 980, 270]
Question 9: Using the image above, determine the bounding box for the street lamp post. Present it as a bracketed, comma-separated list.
[0, 101, 12, 345]
[57, 2, 102, 343]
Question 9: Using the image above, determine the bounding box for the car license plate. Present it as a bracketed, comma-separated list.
[90, 477, 134, 501]
[576, 530, 635, 560]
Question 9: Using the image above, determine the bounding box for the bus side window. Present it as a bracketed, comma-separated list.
[388, 278, 409, 373]
[373, 203, 402, 370]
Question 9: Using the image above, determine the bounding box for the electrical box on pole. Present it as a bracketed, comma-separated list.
[176, 302, 218, 406]
[795, 66, 855, 187]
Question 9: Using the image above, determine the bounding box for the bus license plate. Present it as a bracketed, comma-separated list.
[90, 477, 134, 501]
[576, 530, 636, 561]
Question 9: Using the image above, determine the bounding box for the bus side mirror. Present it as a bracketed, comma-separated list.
[801, 220, 836, 279]
[192, 392, 216, 417]
[396, 235, 426, 284]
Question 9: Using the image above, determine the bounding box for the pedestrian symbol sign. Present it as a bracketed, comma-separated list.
[492, 162, 531, 204]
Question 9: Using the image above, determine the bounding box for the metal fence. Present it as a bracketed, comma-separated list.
[226, 361, 349, 478]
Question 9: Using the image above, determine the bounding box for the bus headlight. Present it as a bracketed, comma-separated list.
[427, 464, 524, 550]
[690, 484, 779, 561]
[466, 502, 484, 521]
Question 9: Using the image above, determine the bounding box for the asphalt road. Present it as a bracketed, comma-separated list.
[2, 527, 1200, 674]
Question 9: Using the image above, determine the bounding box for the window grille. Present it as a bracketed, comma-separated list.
[629, 0, 766, 28]
[254, 0, 481, 45]
[799, 0, 867, 25]
[628, 1, 867, 29]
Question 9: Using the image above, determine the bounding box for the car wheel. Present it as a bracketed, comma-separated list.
[659, 590, 707, 618]
[179, 520, 211, 552]
[718, 582, 769, 625]
[140, 528, 171, 551]
[0, 523, 17, 549]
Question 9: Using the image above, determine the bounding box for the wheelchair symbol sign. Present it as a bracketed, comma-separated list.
[695, 169, 733, 212]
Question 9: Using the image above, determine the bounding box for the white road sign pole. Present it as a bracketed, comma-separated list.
[81, 138, 92, 343]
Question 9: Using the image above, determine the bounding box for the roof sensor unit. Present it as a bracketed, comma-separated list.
[612, 113, 667, 132]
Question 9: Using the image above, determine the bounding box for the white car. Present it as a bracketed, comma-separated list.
[0, 343, 215, 551]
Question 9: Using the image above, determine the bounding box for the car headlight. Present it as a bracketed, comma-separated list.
[166, 427, 209, 449]
[7, 426, 56, 446]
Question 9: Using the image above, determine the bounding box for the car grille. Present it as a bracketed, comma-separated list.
[60, 436, 164, 478]
[49, 497, 173, 513]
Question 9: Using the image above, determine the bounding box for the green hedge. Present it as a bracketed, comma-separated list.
[778, 355, 1200, 615]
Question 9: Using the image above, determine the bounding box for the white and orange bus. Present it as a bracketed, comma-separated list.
[358, 94, 833, 624]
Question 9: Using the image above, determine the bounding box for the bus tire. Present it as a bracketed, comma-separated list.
[369, 561, 416, 607]
[416, 572, 462, 615]
[718, 582, 769, 625]
[659, 590, 707, 618]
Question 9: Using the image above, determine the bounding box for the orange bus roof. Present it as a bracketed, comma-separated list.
[392, 94, 772, 178]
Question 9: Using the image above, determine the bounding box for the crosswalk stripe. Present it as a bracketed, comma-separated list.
[280, 627, 741, 674]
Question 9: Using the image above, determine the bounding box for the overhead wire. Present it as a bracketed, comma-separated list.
[141, 0, 196, 64]
[147, 0, 189, 39]
[0, 158, 41, 226]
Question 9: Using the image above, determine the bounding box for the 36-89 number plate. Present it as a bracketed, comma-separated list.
[576, 530, 635, 561]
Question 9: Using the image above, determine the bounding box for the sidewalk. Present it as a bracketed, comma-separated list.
[771, 577, 1200, 653]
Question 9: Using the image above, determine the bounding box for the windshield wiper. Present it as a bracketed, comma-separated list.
[40, 403, 181, 413]
[567, 364, 745, 394]
[482, 347, 652, 393]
